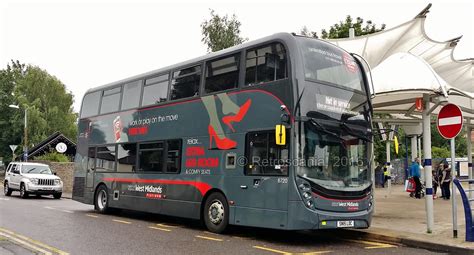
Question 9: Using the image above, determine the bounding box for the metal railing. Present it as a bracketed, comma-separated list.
[453, 179, 474, 242]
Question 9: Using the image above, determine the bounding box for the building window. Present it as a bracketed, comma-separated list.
[96, 145, 116, 171]
[245, 43, 287, 85]
[100, 87, 122, 114]
[117, 143, 137, 172]
[205, 54, 240, 93]
[81, 91, 101, 118]
[170, 65, 201, 100]
[121, 80, 142, 110]
[245, 131, 289, 176]
[142, 74, 169, 106]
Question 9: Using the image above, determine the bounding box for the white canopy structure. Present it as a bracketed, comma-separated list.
[325, 4, 473, 234]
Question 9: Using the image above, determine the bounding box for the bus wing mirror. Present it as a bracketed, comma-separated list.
[275, 125, 286, 146]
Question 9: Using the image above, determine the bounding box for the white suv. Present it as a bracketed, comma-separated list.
[4, 162, 63, 199]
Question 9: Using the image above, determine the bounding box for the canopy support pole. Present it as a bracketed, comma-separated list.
[422, 93, 434, 233]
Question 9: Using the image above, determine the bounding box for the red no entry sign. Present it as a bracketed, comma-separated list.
[437, 103, 463, 139]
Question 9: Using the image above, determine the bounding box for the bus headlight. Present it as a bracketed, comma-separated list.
[298, 180, 314, 209]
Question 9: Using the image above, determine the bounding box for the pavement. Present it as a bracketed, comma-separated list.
[347, 184, 474, 253]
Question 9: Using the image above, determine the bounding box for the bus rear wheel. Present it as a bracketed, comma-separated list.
[203, 192, 229, 233]
[94, 185, 110, 214]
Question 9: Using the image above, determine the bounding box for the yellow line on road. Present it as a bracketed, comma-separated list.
[112, 219, 132, 224]
[350, 239, 396, 249]
[0, 227, 69, 255]
[195, 235, 223, 242]
[148, 226, 172, 232]
[86, 214, 99, 218]
[0, 231, 52, 255]
[156, 223, 178, 228]
[253, 245, 291, 254]
[61, 210, 74, 214]
[298, 251, 332, 254]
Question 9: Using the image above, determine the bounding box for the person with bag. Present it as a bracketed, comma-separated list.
[410, 158, 422, 199]
[441, 163, 452, 200]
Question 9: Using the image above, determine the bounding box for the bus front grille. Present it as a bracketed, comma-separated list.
[39, 179, 54, 186]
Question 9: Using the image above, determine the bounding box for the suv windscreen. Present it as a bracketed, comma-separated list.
[21, 165, 53, 175]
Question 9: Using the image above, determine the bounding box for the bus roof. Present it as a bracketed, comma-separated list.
[84, 32, 350, 95]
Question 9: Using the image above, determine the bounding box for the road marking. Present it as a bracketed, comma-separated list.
[350, 240, 396, 249]
[195, 235, 223, 242]
[253, 246, 331, 255]
[44, 206, 74, 214]
[0, 231, 52, 255]
[0, 197, 10, 201]
[156, 223, 178, 228]
[112, 219, 132, 224]
[0, 227, 69, 255]
[148, 226, 172, 232]
[253, 246, 290, 254]
[86, 214, 99, 218]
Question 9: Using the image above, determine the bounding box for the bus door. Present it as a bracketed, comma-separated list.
[234, 131, 289, 228]
[86, 147, 96, 189]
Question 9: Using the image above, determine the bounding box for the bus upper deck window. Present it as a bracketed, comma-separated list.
[170, 65, 201, 100]
[205, 53, 240, 93]
[245, 43, 287, 86]
[100, 87, 122, 114]
[80, 91, 101, 118]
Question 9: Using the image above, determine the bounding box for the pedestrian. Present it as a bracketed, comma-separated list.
[383, 164, 390, 188]
[441, 163, 452, 200]
[432, 168, 439, 199]
[438, 163, 445, 198]
[410, 158, 422, 199]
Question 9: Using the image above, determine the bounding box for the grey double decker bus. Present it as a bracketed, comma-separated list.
[73, 33, 374, 233]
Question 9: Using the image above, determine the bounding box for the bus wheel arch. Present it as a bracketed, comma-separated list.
[201, 189, 229, 233]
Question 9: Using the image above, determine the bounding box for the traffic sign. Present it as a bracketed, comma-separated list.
[9, 145, 18, 152]
[437, 104, 463, 139]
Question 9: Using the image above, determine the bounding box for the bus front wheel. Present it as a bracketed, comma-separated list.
[94, 185, 110, 214]
[203, 192, 229, 233]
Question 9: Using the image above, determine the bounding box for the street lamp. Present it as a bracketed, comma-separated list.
[9, 104, 28, 162]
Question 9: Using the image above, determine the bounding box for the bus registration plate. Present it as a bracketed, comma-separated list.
[337, 220, 354, 228]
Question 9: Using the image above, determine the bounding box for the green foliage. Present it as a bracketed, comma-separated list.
[34, 152, 70, 162]
[201, 9, 248, 52]
[0, 60, 77, 160]
[431, 146, 450, 159]
[301, 15, 386, 39]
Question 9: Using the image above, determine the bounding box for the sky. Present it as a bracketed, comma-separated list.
[0, 0, 472, 113]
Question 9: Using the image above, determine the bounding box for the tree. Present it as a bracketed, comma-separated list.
[301, 15, 386, 39]
[201, 9, 247, 52]
[0, 60, 77, 163]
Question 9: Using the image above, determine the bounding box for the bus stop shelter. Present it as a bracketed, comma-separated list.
[327, 3, 473, 233]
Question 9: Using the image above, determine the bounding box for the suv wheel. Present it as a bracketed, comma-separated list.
[94, 185, 110, 213]
[20, 183, 28, 199]
[4, 181, 12, 196]
[53, 193, 62, 199]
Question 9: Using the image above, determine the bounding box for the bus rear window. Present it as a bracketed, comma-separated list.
[298, 38, 364, 91]
[81, 91, 101, 118]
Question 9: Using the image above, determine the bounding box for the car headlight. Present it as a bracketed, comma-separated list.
[30, 178, 39, 185]
[54, 179, 61, 185]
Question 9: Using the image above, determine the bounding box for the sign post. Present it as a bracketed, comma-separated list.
[437, 103, 463, 239]
[9, 145, 18, 161]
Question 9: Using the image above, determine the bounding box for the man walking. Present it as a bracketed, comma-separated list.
[410, 158, 422, 199]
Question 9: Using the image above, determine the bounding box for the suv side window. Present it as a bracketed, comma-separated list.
[12, 164, 19, 174]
